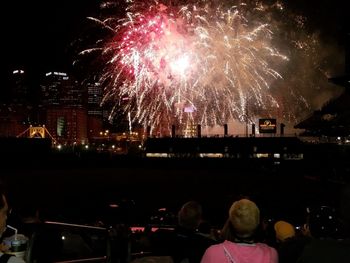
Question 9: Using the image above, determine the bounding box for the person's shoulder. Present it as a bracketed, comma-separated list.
[205, 241, 225, 251]
[256, 242, 278, 252]
[8, 256, 25, 263]
[202, 241, 226, 260]
[255, 243, 278, 262]
[7, 256, 26, 263]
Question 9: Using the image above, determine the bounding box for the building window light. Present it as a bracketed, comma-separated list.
[146, 153, 168, 158]
[199, 153, 223, 158]
[256, 153, 269, 158]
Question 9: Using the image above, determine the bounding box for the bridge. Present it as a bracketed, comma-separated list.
[16, 125, 57, 145]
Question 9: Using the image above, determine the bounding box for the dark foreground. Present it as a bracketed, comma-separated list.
[1, 146, 349, 228]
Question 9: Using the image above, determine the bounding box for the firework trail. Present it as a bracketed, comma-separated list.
[80, 0, 313, 134]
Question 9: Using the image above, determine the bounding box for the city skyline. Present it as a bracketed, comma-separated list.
[2, 0, 349, 133]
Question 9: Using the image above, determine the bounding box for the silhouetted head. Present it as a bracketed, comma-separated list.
[178, 201, 202, 230]
[274, 220, 295, 242]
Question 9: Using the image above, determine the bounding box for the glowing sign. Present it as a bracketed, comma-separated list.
[259, 119, 277, 133]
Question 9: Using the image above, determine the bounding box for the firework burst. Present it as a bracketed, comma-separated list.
[82, 0, 292, 133]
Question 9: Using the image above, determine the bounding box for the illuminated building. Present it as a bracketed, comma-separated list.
[87, 82, 102, 114]
[41, 72, 84, 107]
[41, 72, 88, 144]
[144, 136, 304, 160]
[86, 82, 103, 138]
[11, 69, 29, 105]
[46, 107, 88, 145]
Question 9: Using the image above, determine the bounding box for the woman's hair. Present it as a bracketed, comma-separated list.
[220, 218, 236, 242]
[229, 199, 260, 238]
[221, 199, 260, 242]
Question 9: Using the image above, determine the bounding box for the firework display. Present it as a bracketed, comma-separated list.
[80, 0, 335, 134]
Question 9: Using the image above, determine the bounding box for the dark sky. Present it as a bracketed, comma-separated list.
[3, 1, 100, 76]
[2, 0, 348, 85]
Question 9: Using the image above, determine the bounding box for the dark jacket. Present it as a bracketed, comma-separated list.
[151, 226, 217, 263]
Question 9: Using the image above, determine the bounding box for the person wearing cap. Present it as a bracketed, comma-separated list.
[274, 220, 308, 263]
[0, 187, 26, 263]
[200, 199, 277, 263]
[274, 221, 295, 243]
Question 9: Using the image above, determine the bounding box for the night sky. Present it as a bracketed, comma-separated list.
[3, 1, 100, 77]
[2, 0, 349, 89]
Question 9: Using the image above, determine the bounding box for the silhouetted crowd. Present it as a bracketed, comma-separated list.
[126, 195, 350, 263]
[1, 183, 350, 263]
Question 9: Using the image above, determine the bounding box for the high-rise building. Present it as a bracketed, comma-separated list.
[0, 105, 28, 137]
[46, 107, 88, 145]
[41, 72, 65, 106]
[41, 71, 85, 107]
[11, 69, 29, 105]
[41, 72, 88, 144]
[86, 81, 103, 138]
[87, 82, 103, 116]
[0, 69, 34, 137]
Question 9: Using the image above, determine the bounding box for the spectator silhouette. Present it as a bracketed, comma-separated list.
[16, 204, 42, 240]
[151, 201, 217, 263]
[297, 205, 350, 263]
[339, 183, 350, 239]
[274, 221, 295, 243]
[201, 198, 277, 263]
[0, 186, 26, 263]
[274, 220, 308, 263]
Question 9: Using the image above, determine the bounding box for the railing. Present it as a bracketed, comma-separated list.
[25, 221, 110, 263]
